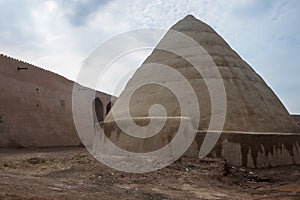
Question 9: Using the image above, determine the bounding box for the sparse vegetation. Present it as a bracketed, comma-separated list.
[0, 116, 2, 123]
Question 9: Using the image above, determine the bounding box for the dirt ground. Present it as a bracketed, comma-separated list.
[0, 147, 299, 200]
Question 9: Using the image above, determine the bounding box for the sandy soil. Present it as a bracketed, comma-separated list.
[0, 147, 299, 200]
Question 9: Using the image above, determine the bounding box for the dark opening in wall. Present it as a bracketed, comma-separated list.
[17, 66, 28, 70]
[106, 102, 113, 115]
[93, 98, 104, 123]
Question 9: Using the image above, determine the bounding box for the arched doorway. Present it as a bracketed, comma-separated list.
[93, 98, 104, 123]
[106, 101, 113, 115]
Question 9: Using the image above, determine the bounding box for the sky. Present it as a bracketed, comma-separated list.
[0, 0, 299, 114]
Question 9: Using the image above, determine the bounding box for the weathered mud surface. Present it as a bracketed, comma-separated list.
[0, 147, 299, 199]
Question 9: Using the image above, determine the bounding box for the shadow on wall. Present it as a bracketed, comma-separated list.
[291, 115, 300, 128]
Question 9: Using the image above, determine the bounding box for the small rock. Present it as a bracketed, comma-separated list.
[256, 176, 271, 182]
[27, 157, 44, 164]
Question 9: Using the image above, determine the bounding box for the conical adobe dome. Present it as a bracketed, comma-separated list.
[97, 15, 300, 169]
[105, 14, 299, 133]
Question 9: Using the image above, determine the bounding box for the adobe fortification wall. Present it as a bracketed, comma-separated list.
[0, 54, 115, 147]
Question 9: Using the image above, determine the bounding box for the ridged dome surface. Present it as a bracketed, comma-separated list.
[105, 15, 299, 134]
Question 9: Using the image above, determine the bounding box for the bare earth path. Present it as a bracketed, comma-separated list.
[0, 147, 299, 199]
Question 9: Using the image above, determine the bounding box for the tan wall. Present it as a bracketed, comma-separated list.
[291, 115, 300, 127]
[0, 54, 116, 147]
